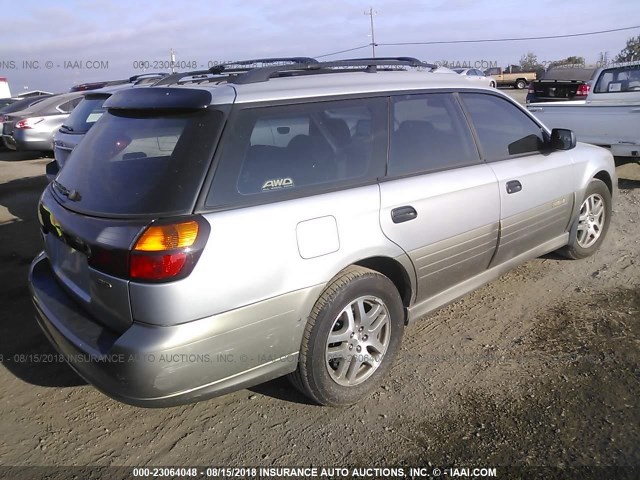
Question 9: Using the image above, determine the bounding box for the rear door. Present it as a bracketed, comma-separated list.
[459, 92, 577, 266]
[379, 92, 500, 302]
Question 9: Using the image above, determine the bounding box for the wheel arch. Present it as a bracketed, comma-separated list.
[593, 169, 613, 196]
[353, 256, 414, 311]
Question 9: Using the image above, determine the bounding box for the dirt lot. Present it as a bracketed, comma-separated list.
[0, 148, 638, 478]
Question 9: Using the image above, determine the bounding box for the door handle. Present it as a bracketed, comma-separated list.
[528, 107, 543, 112]
[506, 180, 522, 194]
[391, 206, 417, 224]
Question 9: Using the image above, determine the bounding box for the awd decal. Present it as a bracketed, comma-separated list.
[262, 178, 294, 190]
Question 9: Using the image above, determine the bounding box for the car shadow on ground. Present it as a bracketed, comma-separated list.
[619, 178, 640, 190]
[0, 149, 50, 161]
[0, 174, 86, 388]
[248, 376, 317, 405]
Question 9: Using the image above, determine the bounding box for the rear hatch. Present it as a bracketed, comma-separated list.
[54, 93, 111, 168]
[39, 87, 225, 332]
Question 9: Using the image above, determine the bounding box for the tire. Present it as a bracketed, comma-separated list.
[559, 179, 612, 260]
[515, 79, 527, 89]
[490, 81, 497, 88]
[289, 266, 405, 406]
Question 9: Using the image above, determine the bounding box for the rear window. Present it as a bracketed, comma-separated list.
[54, 109, 224, 216]
[61, 96, 109, 134]
[593, 66, 640, 93]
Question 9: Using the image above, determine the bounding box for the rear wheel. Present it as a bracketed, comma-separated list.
[289, 266, 404, 406]
[489, 80, 497, 88]
[515, 79, 527, 89]
[559, 179, 611, 259]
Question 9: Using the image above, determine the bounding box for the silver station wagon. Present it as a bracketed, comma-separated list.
[29, 57, 616, 407]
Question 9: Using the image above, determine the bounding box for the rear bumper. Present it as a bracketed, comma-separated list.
[29, 252, 320, 407]
[9, 129, 53, 151]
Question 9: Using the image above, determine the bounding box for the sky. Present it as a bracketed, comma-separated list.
[0, 0, 638, 94]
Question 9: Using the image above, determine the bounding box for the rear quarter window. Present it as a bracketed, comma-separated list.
[205, 97, 388, 209]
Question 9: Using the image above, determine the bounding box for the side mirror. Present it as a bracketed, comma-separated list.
[550, 128, 576, 150]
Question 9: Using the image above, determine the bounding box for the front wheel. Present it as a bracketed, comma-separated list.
[559, 179, 612, 259]
[289, 266, 405, 406]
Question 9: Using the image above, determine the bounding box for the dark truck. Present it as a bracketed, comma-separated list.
[526, 67, 597, 104]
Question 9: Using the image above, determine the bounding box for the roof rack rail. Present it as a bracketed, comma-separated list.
[128, 72, 169, 82]
[209, 57, 317, 74]
[152, 69, 214, 86]
[153, 58, 320, 86]
[319, 58, 437, 71]
[152, 56, 439, 87]
[231, 57, 437, 84]
[337, 56, 429, 65]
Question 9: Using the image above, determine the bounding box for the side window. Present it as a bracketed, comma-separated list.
[594, 66, 640, 93]
[206, 97, 387, 207]
[388, 93, 479, 176]
[460, 93, 544, 161]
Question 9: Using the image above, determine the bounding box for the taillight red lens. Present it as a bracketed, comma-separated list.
[130, 253, 187, 280]
[527, 83, 535, 93]
[576, 84, 590, 96]
[16, 117, 44, 129]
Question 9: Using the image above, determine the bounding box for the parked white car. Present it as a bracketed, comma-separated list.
[527, 62, 640, 159]
[453, 68, 497, 88]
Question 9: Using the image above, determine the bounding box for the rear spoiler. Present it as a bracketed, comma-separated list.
[103, 88, 212, 110]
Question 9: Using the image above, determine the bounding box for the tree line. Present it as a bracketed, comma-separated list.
[516, 35, 640, 72]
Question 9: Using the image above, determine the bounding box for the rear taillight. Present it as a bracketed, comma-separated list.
[15, 117, 44, 129]
[576, 84, 590, 96]
[129, 218, 209, 282]
[87, 217, 209, 283]
[527, 83, 535, 94]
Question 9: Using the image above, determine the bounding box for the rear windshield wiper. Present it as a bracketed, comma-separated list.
[60, 124, 73, 132]
[53, 180, 81, 201]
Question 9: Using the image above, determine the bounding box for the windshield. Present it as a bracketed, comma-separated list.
[61, 96, 109, 133]
[54, 108, 224, 217]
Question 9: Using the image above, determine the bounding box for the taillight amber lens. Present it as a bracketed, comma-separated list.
[133, 221, 199, 251]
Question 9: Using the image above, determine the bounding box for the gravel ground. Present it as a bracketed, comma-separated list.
[0, 151, 638, 479]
